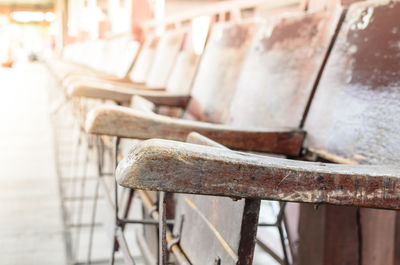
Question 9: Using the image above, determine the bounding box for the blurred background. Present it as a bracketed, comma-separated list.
[0, 0, 300, 66]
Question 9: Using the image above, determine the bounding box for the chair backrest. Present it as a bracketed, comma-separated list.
[128, 29, 186, 88]
[228, 8, 342, 128]
[166, 19, 210, 94]
[183, 20, 260, 123]
[60, 35, 140, 79]
[128, 34, 160, 83]
[175, 8, 342, 264]
[107, 35, 141, 78]
[145, 30, 186, 88]
[300, 1, 400, 264]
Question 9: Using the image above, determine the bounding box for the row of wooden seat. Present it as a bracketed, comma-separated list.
[50, 3, 309, 264]
[47, 0, 400, 264]
[46, 34, 140, 82]
[84, 4, 339, 265]
[48, 3, 271, 264]
[86, 0, 400, 264]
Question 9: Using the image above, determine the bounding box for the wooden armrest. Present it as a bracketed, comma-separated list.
[85, 105, 304, 155]
[116, 139, 400, 210]
[68, 82, 189, 107]
[62, 76, 134, 89]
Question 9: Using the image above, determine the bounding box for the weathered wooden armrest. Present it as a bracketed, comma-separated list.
[68, 82, 188, 106]
[62, 75, 134, 89]
[85, 105, 304, 155]
[116, 139, 400, 210]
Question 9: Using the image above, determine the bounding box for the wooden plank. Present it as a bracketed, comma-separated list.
[228, 7, 343, 128]
[360, 208, 396, 265]
[185, 21, 259, 122]
[166, 22, 209, 94]
[116, 139, 400, 210]
[69, 83, 189, 106]
[146, 30, 185, 88]
[129, 35, 160, 84]
[303, 2, 400, 263]
[304, 0, 400, 164]
[67, 24, 206, 104]
[85, 105, 305, 155]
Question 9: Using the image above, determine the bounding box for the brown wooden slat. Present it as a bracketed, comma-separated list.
[86, 105, 305, 155]
[227, 7, 342, 128]
[304, 0, 400, 164]
[116, 139, 400, 210]
[184, 21, 259, 122]
[302, 1, 400, 263]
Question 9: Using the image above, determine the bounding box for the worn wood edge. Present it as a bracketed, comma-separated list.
[85, 105, 304, 154]
[63, 77, 136, 91]
[67, 81, 164, 101]
[116, 139, 400, 210]
[62, 74, 130, 88]
[68, 82, 190, 107]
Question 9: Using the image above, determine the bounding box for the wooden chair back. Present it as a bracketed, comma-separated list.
[128, 29, 186, 88]
[128, 35, 160, 83]
[183, 20, 260, 122]
[105, 35, 141, 78]
[145, 30, 186, 88]
[166, 19, 211, 94]
[300, 1, 400, 264]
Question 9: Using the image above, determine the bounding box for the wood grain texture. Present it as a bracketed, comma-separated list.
[70, 83, 189, 106]
[128, 35, 160, 83]
[67, 28, 204, 104]
[145, 30, 185, 89]
[86, 105, 305, 155]
[64, 32, 173, 102]
[304, 0, 400, 165]
[116, 139, 400, 210]
[185, 21, 259, 123]
[302, 2, 400, 263]
[227, 7, 342, 128]
[62, 74, 132, 89]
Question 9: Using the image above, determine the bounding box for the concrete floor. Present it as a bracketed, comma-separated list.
[0, 63, 66, 264]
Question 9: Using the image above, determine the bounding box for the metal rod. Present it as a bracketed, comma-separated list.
[74, 139, 90, 258]
[87, 136, 104, 265]
[87, 178, 100, 265]
[159, 192, 168, 265]
[110, 136, 121, 265]
[120, 218, 175, 225]
[278, 224, 290, 265]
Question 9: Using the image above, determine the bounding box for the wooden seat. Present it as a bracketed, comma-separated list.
[115, 1, 400, 264]
[46, 35, 140, 83]
[66, 29, 191, 105]
[87, 7, 343, 264]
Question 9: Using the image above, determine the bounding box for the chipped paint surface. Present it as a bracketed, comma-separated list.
[117, 139, 400, 210]
[305, 0, 400, 165]
[228, 8, 343, 128]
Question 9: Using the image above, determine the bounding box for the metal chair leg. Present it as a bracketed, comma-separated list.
[74, 137, 90, 259]
[158, 192, 168, 265]
[87, 136, 104, 265]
